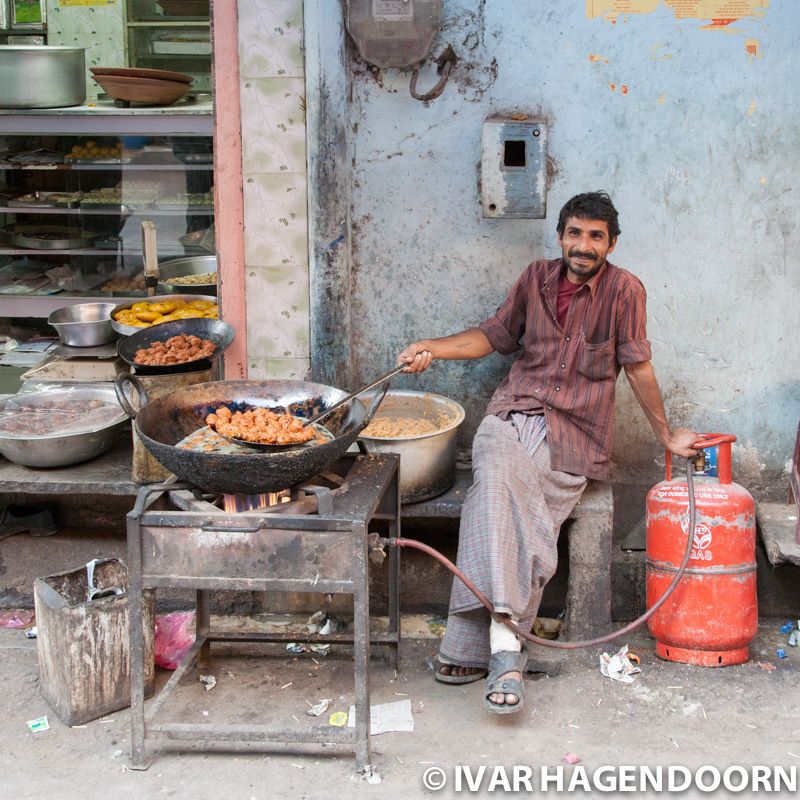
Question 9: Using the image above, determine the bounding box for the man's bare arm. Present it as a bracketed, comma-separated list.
[398, 328, 495, 373]
[623, 361, 698, 458]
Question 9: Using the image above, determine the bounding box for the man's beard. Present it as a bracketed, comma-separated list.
[565, 250, 606, 281]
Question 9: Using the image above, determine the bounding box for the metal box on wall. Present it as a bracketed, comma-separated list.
[481, 117, 547, 219]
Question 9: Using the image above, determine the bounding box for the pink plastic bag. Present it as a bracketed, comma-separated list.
[153, 611, 195, 670]
[0, 609, 35, 629]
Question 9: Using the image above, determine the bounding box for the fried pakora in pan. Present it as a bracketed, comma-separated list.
[205, 405, 317, 445]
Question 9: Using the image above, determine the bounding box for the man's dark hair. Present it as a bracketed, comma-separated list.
[556, 191, 620, 239]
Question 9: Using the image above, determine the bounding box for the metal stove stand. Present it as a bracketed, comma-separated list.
[126, 453, 401, 770]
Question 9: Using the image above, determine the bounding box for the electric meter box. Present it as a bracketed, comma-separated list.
[481, 117, 548, 219]
[346, 0, 443, 69]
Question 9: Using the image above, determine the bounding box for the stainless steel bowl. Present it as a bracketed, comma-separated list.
[110, 294, 217, 336]
[48, 302, 118, 347]
[0, 46, 86, 109]
[0, 385, 127, 468]
[157, 255, 217, 295]
[359, 390, 465, 503]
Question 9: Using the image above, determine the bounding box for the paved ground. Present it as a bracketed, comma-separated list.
[2, 616, 799, 800]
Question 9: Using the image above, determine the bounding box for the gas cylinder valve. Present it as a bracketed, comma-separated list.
[367, 532, 387, 565]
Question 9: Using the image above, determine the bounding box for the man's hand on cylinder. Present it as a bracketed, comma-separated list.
[665, 428, 699, 459]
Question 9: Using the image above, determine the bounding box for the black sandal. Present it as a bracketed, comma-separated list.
[434, 662, 488, 685]
[483, 647, 527, 714]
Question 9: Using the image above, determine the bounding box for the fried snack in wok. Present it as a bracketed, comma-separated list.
[205, 405, 318, 445]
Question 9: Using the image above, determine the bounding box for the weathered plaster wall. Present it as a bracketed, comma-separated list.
[330, 0, 797, 492]
[237, 0, 310, 381]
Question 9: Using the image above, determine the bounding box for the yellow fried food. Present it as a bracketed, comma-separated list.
[188, 299, 213, 310]
[135, 310, 161, 322]
[146, 302, 174, 314]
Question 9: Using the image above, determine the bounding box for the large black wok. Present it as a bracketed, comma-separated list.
[114, 377, 388, 494]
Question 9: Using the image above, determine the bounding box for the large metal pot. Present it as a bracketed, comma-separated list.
[359, 390, 465, 503]
[0, 46, 86, 109]
[0, 385, 127, 468]
[114, 377, 388, 494]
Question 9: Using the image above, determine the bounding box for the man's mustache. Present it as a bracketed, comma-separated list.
[568, 250, 597, 261]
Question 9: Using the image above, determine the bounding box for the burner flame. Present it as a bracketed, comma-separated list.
[221, 490, 291, 513]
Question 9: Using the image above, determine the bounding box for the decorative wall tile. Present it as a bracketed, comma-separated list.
[240, 77, 306, 174]
[46, 5, 100, 35]
[238, 0, 304, 78]
[46, 0, 126, 97]
[245, 265, 310, 359]
[238, 0, 310, 372]
[248, 357, 311, 381]
[243, 172, 308, 267]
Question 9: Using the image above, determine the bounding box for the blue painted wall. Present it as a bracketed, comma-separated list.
[327, 2, 797, 489]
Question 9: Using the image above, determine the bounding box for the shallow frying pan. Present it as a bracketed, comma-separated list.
[117, 317, 235, 375]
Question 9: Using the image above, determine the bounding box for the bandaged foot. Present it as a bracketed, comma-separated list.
[488, 615, 523, 707]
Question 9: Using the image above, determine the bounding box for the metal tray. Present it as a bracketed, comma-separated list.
[78, 203, 136, 214]
[67, 157, 131, 165]
[9, 192, 80, 208]
[154, 203, 213, 212]
[93, 237, 124, 250]
[178, 153, 213, 163]
[2, 226, 98, 250]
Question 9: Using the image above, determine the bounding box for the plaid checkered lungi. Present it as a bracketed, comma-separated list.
[438, 413, 587, 668]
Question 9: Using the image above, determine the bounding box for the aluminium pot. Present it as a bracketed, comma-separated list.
[358, 390, 465, 503]
[157, 255, 217, 295]
[0, 46, 86, 109]
[0, 385, 127, 468]
[48, 302, 118, 347]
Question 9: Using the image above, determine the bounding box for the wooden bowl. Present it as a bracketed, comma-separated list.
[91, 74, 191, 106]
[90, 66, 193, 85]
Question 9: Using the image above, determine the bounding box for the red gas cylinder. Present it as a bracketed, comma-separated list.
[646, 434, 757, 666]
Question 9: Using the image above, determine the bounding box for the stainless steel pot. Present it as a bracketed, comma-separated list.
[157, 255, 217, 295]
[0, 46, 86, 109]
[0, 385, 127, 468]
[359, 390, 465, 503]
[48, 302, 117, 347]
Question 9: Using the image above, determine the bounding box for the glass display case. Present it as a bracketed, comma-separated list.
[126, 0, 212, 95]
[0, 125, 214, 317]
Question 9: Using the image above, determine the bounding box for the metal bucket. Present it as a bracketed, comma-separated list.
[359, 390, 464, 503]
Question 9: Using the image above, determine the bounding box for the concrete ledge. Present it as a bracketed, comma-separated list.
[402, 469, 612, 520]
[757, 500, 800, 566]
[0, 432, 137, 497]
